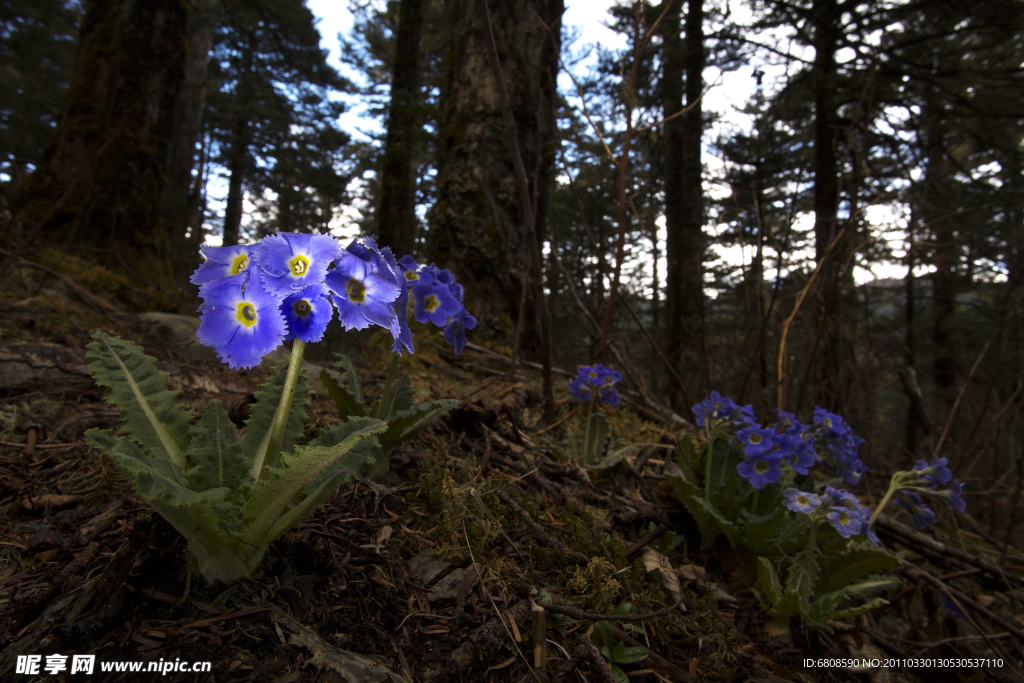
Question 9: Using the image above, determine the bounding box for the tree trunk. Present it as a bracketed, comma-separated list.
[10, 0, 188, 304]
[221, 36, 254, 247]
[426, 0, 562, 333]
[164, 0, 219, 279]
[377, 0, 424, 258]
[663, 0, 705, 409]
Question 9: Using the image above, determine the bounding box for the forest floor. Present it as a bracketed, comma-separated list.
[1, 259, 1023, 683]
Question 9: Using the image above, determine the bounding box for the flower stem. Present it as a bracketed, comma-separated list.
[254, 340, 305, 479]
[703, 428, 716, 500]
[869, 472, 907, 529]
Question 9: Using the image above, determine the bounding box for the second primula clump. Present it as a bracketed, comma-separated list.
[192, 233, 475, 368]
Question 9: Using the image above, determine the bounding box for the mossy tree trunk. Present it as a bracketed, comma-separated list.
[10, 0, 188, 305]
[426, 0, 563, 336]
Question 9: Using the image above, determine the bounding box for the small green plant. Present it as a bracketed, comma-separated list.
[563, 365, 635, 469]
[669, 394, 966, 633]
[85, 331, 383, 583]
[592, 602, 649, 682]
[320, 353, 458, 479]
[84, 232, 474, 582]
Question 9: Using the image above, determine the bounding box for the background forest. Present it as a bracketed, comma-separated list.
[2, 0, 1024, 596]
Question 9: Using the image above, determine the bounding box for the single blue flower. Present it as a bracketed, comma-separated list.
[253, 232, 340, 296]
[896, 491, 937, 529]
[568, 377, 594, 402]
[196, 271, 286, 369]
[774, 409, 807, 436]
[813, 406, 848, 435]
[789, 440, 819, 475]
[325, 239, 401, 333]
[913, 457, 954, 487]
[280, 283, 333, 343]
[190, 243, 254, 297]
[411, 278, 461, 326]
[827, 506, 861, 538]
[599, 387, 621, 407]
[737, 425, 776, 456]
[443, 307, 476, 355]
[737, 451, 783, 489]
[783, 488, 820, 514]
[397, 255, 425, 284]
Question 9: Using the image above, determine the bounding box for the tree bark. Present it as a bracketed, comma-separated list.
[378, 0, 425, 258]
[164, 0, 220, 278]
[10, 0, 188, 303]
[426, 0, 563, 334]
[663, 0, 704, 409]
[221, 34, 254, 247]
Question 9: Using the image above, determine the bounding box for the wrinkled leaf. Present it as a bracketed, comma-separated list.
[185, 399, 251, 491]
[86, 331, 192, 468]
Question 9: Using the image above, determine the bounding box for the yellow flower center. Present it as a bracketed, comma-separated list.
[755, 460, 769, 474]
[347, 278, 365, 303]
[589, 371, 597, 379]
[230, 254, 248, 275]
[749, 433, 762, 445]
[404, 270, 418, 281]
[424, 294, 439, 312]
[289, 254, 310, 277]
[797, 494, 809, 506]
[236, 302, 257, 328]
[824, 417, 832, 427]
[293, 299, 312, 317]
[838, 511, 850, 525]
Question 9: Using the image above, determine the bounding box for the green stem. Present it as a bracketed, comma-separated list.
[869, 472, 908, 529]
[703, 429, 716, 500]
[374, 353, 400, 420]
[253, 340, 305, 479]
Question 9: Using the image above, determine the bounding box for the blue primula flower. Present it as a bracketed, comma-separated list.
[568, 377, 594, 402]
[783, 488, 821, 514]
[599, 387, 621, 407]
[692, 392, 755, 427]
[196, 271, 287, 369]
[737, 425, 775, 456]
[827, 507, 861, 538]
[280, 283, 333, 343]
[190, 243, 254, 297]
[412, 278, 461, 326]
[737, 451, 783, 489]
[895, 490, 937, 529]
[254, 232, 340, 296]
[913, 457, 954, 487]
[569, 364, 622, 406]
[325, 238, 401, 333]
[443, 307, 476, 355]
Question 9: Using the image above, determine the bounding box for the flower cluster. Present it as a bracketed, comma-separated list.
[396, 256, 477, 355]
[692, 391, 755, 427]
[568, 364, 622, 407]
[191, 233, 473, 369]
[891, 457, 966, 529]
[813, 407, 867, 487]
[784, 486, 879, 544]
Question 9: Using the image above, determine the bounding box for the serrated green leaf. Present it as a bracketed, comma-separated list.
[86, 428, 229, 550]
[694, 496, 740, 548]
[85, 330, 192, 469]
[184, 400, 251, 491]
[333, 354, 364, 406]
[242, 355, 310, 472]
[585, 443, 636, 470]
[822, 547, 898, 594]
[667, 475, 710, 531]
[321, 368, 366, 418]
[372, 373, 415, 419]
[757, 557, 784, 607]
[240, 418, 385, 546]
[613, 646, 650, 665]
[378, 399, 459, 451]
[581, 413, 611, 467]
[826, 597, 888, 621]
[843, 576, 901, 598]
